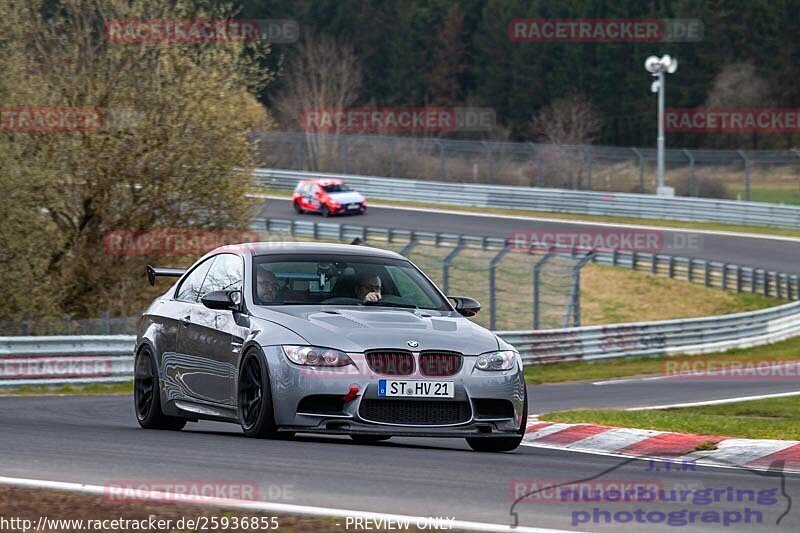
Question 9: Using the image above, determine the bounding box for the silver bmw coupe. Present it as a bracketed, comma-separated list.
[135, 242, 527, 452]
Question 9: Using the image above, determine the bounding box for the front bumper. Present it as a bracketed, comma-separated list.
[265, 347, 526, 437]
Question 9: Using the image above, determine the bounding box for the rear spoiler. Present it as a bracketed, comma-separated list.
[146, 265, 186, 286]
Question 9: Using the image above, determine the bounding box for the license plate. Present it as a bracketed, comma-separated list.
[347, 203, 360, 210]
[378, 379, 454, 398]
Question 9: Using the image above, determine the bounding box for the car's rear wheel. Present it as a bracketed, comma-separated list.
[134, 348, 186, 431]
[238, 350, 280, 438]
[350, 434, 391, 444]
[466, 388, 527, 452]
[293, 200, 304, 214]
[320, 205, 331, 217]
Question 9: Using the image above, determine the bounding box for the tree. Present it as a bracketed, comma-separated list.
[269, 32, 362, 170]
[0, 0, 272, 319]
[702, 61, 773, 148]
[529, 94, 603, 189]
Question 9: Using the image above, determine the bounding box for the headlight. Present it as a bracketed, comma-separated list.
[282, 345, 353, 367]
[475, 350, 519, 371]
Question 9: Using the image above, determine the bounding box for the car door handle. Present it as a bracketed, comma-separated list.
[180, 315, 191, 327]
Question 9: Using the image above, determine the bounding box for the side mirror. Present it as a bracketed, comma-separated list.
[201, 290, 241, 311]
[449, 296, 481, 317]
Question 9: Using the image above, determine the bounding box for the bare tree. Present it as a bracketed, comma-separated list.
[703, 61, 773, 148]
[528, 95, 603, 189]
[270, 33, 362, 170]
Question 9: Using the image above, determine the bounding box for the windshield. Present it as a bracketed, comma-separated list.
[321, 183, 351, 193]
[252, 254, 450, 311]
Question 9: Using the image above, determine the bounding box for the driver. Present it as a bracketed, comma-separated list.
[256, 270, 282, 302]
[355, 273, 382, 303]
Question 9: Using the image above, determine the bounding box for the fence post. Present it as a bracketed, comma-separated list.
[737, 150, 750, 201]
[483, 141, 493, 185]
[735, 266, 742, 292]
[683, 148, 697, 197]
[295, 138, 304, 170]
[102, 310, 110, 335]
[568, 251, 594, 327]
[20, 313, 29, 336]
[489, 246, 511, 330]
[437, 140, 446, 181]
[389, 136, 396, 177]
[632, 147, 645, 193]
[341, 135, 349, 174]
[721, 263, 728, 291]
[651, 254, 658, 274]
[776, 273, 784, 299]
[400, 236, 418, 257]
[750, 268, 756, 293]
[442, 243, 466, 295]
[529, 143, 541, 187]
[63, 314, 72, 335]
[532, 247, 555, 330]
[584, 145, 592, 191]
[704, 261, 711, 287]
[764, 270, 770, 296]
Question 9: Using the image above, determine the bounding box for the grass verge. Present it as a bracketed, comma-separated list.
[523, 335, 800, 384]
[0, 486, 382, 533]
[0, 381, 133, 396]
[253, 187, 800, 239]
[540, 395, 800, 441]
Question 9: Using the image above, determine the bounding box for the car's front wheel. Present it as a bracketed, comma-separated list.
[238, 350, 280, 438]
[320, 205, 331, 217]
[293, 200, 304, 214]
[134, 348, 186, 431]
[466, 388, 527, 452]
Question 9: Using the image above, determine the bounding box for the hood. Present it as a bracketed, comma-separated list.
[251, 306, 500, 355]
[327, 191, 365, 204]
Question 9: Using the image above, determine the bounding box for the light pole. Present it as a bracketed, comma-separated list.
[645, 54, 678, 196]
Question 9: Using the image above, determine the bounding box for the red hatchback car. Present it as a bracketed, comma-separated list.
[292, 179, 367, 217]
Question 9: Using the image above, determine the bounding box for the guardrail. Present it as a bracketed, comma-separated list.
[4, 299, 800, 387]
[260, 217, 799, 300]
[253, 168, 800, 229]
[0, 335, 134, 388]
[500, 299, 800, 364]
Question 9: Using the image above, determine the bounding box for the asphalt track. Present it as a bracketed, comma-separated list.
[259, 200, 800, 273]
[5, 202, 800, 531]
[3, 379, 799, 532]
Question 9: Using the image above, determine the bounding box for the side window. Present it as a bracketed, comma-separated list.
[386, 266, 436, 308]
[175, 257, 215, 302]
[199, 253, 243, 300]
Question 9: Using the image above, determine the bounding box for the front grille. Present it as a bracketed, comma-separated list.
[365, 351, 414, 375]
[359, 399, 470, 425]
[419, 351, 462, 376]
